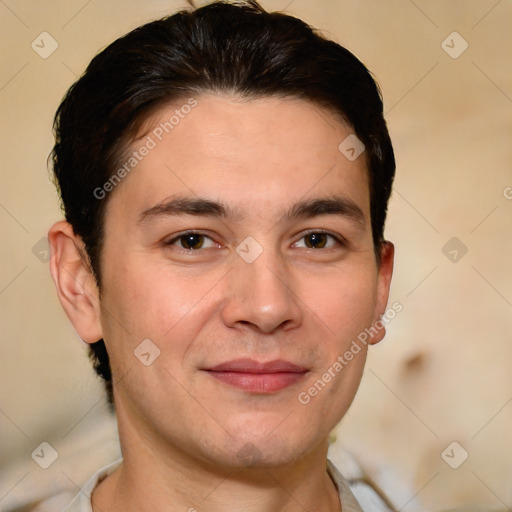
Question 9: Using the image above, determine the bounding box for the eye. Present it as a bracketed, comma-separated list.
[293, 231, 344, 249]
[166, 232, 217, 250]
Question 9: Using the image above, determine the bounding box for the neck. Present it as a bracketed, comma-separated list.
[92, 414, 341, 512]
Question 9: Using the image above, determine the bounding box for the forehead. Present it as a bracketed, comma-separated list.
[141, 93, 351, 163]
[108, 94, 370, 222]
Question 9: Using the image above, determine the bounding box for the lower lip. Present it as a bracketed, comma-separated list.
[206, 371, 306, 393]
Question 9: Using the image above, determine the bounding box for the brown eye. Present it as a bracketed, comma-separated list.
[179, 234, 205, 249]
[292, 231, 345, 250]
[166, 232, 216, 250]
[304, 232, 329, 249]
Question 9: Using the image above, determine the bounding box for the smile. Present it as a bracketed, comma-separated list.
[204, 359, 308, 393]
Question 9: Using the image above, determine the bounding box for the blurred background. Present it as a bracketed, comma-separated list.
[1, 0, 511, 510]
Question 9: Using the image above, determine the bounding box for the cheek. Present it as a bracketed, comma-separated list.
[300, 265, 378, 343]
[99, 256, 224, 359]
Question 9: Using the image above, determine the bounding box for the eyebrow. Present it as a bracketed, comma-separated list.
[138, 194, 366, 227]
[138, 196, 234, 223]
[286, 196, 365, 226]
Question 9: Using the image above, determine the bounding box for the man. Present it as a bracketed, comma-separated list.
[47, 1, 395, 510]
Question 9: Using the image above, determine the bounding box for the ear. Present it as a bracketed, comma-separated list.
[48, 221, 103, 344]
[368, 241, 395, 345]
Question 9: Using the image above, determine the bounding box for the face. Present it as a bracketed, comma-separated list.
[94, 94, 393, 469]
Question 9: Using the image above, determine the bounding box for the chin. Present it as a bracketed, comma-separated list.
[201, 428, 321, 471]
[197, 406, 333, 468]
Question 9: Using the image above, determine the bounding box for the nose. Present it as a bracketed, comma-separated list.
[220, 248, 303, 334]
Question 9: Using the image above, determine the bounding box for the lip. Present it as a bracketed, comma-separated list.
[204, 358, 308, 393]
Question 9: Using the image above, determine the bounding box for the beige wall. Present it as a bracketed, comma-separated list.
[1, 1, 511, 510]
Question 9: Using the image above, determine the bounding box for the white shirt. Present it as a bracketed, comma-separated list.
[56, 459, 366, 512]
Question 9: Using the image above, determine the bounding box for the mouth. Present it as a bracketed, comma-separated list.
[203, 359, 308, 393]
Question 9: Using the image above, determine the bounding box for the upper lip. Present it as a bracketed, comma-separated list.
[205, 358, 307, 374]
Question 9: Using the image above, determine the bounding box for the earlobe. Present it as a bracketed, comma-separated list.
[48, 221, 103, 344]
[369, 241, 395, 345]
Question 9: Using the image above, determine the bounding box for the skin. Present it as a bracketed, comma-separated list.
[49, 94, 394, 512]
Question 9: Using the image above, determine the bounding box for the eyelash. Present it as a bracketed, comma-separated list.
[165, 229, 346, 252]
